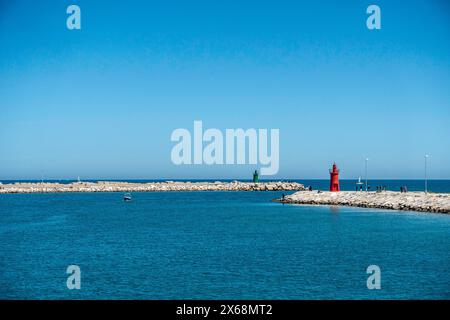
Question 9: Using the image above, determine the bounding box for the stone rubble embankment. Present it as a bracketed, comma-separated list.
[0, 181, 306, 194]
[275, 191, 450, 214]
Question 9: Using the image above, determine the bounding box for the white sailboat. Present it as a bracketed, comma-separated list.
[356, 176, 364, 185]
[356, 176, 364, 190]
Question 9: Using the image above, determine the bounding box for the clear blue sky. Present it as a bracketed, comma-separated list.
[1, 0, 449, 180]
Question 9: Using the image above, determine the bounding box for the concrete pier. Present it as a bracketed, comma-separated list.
[275, 191, 450, 214]
[0, 181, 305, 194]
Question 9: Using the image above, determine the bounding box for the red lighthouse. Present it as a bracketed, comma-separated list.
[329, 163, 340, 192]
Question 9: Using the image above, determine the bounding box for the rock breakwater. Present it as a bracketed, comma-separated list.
[0, 181, 305, 194]
[275, 191, 450, 214]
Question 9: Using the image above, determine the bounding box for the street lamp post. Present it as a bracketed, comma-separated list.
[425, 154, 429, 194]
[365, 158, 369, 192]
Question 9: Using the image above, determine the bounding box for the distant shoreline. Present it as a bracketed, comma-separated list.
[0, 181, 306, 194]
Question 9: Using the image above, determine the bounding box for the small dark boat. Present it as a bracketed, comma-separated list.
[123, 193, 132, 201]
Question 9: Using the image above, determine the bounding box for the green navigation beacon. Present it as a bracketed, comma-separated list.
[252, 170, 259, 183]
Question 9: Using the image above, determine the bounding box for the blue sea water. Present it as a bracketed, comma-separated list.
[0, 191, 449, 299]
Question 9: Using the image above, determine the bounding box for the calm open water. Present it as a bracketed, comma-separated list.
[0, 191, 449, 299]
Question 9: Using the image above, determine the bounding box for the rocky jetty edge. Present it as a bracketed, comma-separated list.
[0, 181, 305, 194]
[274, 191, 450, 214]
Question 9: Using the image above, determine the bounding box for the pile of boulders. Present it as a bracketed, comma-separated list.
[276, 191, 450, 214]
[0, 181, 305, 194]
